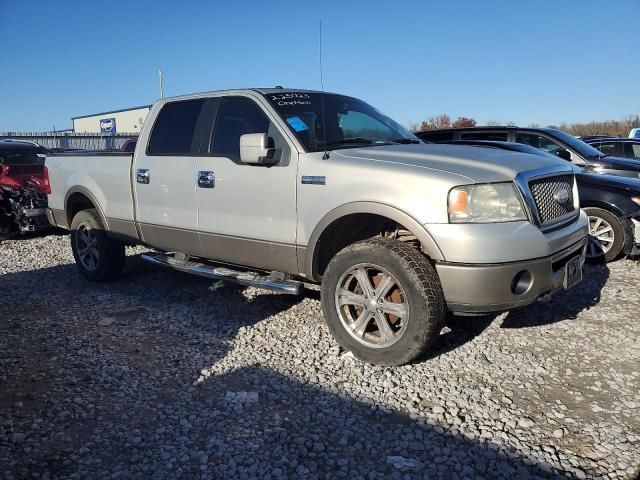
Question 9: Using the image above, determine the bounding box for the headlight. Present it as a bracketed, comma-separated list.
[448, 183, 527, 223]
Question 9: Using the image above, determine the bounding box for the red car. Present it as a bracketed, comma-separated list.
[0, 140, 50, 237]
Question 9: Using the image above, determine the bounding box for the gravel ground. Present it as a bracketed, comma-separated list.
[1, 234, 639, 480]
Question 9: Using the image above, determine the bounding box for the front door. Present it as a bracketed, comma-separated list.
[195, 95, 299, 273]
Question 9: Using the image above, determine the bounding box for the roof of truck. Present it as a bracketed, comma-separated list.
[161, 87, 336, 103]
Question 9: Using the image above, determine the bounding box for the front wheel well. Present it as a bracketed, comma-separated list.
[313, 213, 422, 279]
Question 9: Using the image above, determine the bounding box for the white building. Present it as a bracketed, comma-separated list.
[72, 105, 152, 134]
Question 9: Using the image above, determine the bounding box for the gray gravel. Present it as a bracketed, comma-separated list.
[1, 234, 639, 479]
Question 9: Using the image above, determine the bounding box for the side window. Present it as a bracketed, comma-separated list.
[416, 130, 455, 142]
[147, 99, 205, 155]
[516, 133, 564, 154]
[461, 131, 508, 141]
[211, 98, 271, 159]
[631, 144, 640, 159]
[593, 143, 616, 156]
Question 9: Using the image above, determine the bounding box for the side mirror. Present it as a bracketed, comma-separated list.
[555, 149, 572, 161]
[239, 133, 276, 165]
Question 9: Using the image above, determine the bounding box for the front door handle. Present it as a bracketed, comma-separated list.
[198, 171, 215, 188]
[136, 169, 150, 184]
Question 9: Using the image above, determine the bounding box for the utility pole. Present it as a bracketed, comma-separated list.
[159, 68, 164, 99]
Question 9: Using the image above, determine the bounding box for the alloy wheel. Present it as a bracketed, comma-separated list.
[334, 263, 409, 348]
[587, 215, 615, 259]
[76, 224, 99, 271]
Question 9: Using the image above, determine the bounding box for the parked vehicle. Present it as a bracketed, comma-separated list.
[434, 140, 640, 262]
[46, 89, 588, 365]
[584, 137, 640, 161]
[417, 126, 640, 178]
[0, 140, 50, 237]
[120, 139, 137, 153]
[629, 128, 640, 139]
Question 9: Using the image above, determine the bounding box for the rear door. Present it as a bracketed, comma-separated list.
[195, 95, 299, 273]
[133, 98, 208, 255]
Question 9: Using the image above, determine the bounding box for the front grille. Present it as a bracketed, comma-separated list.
[528, 174, 575, 225]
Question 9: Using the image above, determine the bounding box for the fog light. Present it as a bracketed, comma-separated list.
[511, 270, 533, 295]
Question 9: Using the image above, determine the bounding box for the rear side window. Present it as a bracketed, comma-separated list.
[593, 142, 616, 156]
[461, 131, 508, 141]
[210, 97, 270, 159]
[631, 144, 640, 159]
[148, 99, 205, 155]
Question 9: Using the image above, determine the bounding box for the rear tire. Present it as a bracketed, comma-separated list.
[321, 237, 446, 366]
[70, 209, 125, 281]
[584, 207, 625, 264]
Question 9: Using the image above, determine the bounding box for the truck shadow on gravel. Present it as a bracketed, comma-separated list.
[186, 365, 603, 479]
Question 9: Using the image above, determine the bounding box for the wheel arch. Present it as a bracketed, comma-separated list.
[304, 202, 444, 281]
[64, 186, 110, 231]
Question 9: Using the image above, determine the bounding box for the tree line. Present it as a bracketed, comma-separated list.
[412, 114, 640, 137]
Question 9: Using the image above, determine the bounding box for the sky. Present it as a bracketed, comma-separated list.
[0, 0, 638, 132]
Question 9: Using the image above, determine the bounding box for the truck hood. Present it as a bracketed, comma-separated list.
[332, 143, 571, 183]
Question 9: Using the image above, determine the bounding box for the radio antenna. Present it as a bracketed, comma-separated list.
[319, 20, 329, 160]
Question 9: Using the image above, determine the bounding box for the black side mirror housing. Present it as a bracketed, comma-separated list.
[555, 149, 571, 161]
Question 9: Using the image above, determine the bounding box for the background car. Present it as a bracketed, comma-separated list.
[629, 128, 640, 139]
[583, 137, 640, 160]
[425, 139, 640, 263]
[417, 126, 640, 179]
[0, 139, 50, 237]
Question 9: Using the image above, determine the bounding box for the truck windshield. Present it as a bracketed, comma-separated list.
[263, 92, 418, 152]
[0, 149, 47, 166]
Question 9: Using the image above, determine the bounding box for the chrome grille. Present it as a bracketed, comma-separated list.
[528, 174, 575, 225]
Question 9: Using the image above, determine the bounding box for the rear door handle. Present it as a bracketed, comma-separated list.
[136, 169, 150, 184]
[198, 171, 215, 188]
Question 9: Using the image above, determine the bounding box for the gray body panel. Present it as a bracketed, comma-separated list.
[46, 88, 588, 313]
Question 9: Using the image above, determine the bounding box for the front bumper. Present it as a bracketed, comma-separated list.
[436, 237, 587, 314]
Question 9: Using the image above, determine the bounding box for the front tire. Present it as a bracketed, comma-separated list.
[70, 209, 125, 281]
[321, 238, 446, 366]
[584, 207, 625, 264]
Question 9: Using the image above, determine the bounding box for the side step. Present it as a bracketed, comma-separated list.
[141, 253, 302, 295]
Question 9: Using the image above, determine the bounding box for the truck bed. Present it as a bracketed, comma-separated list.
[46, 152, 136, 232]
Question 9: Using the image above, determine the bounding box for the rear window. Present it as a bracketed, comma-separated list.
[147, 99, 205, 155]
[0, 149, 46, 166]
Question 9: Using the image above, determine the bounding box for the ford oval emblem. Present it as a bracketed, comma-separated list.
[554, 187, 570, 204]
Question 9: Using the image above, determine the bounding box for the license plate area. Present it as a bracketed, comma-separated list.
[563, 255, 582, 290]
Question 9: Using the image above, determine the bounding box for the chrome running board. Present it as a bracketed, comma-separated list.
[141, 253, 302, 295]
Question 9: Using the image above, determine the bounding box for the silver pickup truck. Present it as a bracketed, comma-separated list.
[46, 88, 588, 365]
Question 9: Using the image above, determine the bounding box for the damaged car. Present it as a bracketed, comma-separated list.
[0, 140, 50, 238]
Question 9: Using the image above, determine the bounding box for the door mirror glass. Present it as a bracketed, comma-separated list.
[239, 133, 276, 165]
[555, 149, 571, 161]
